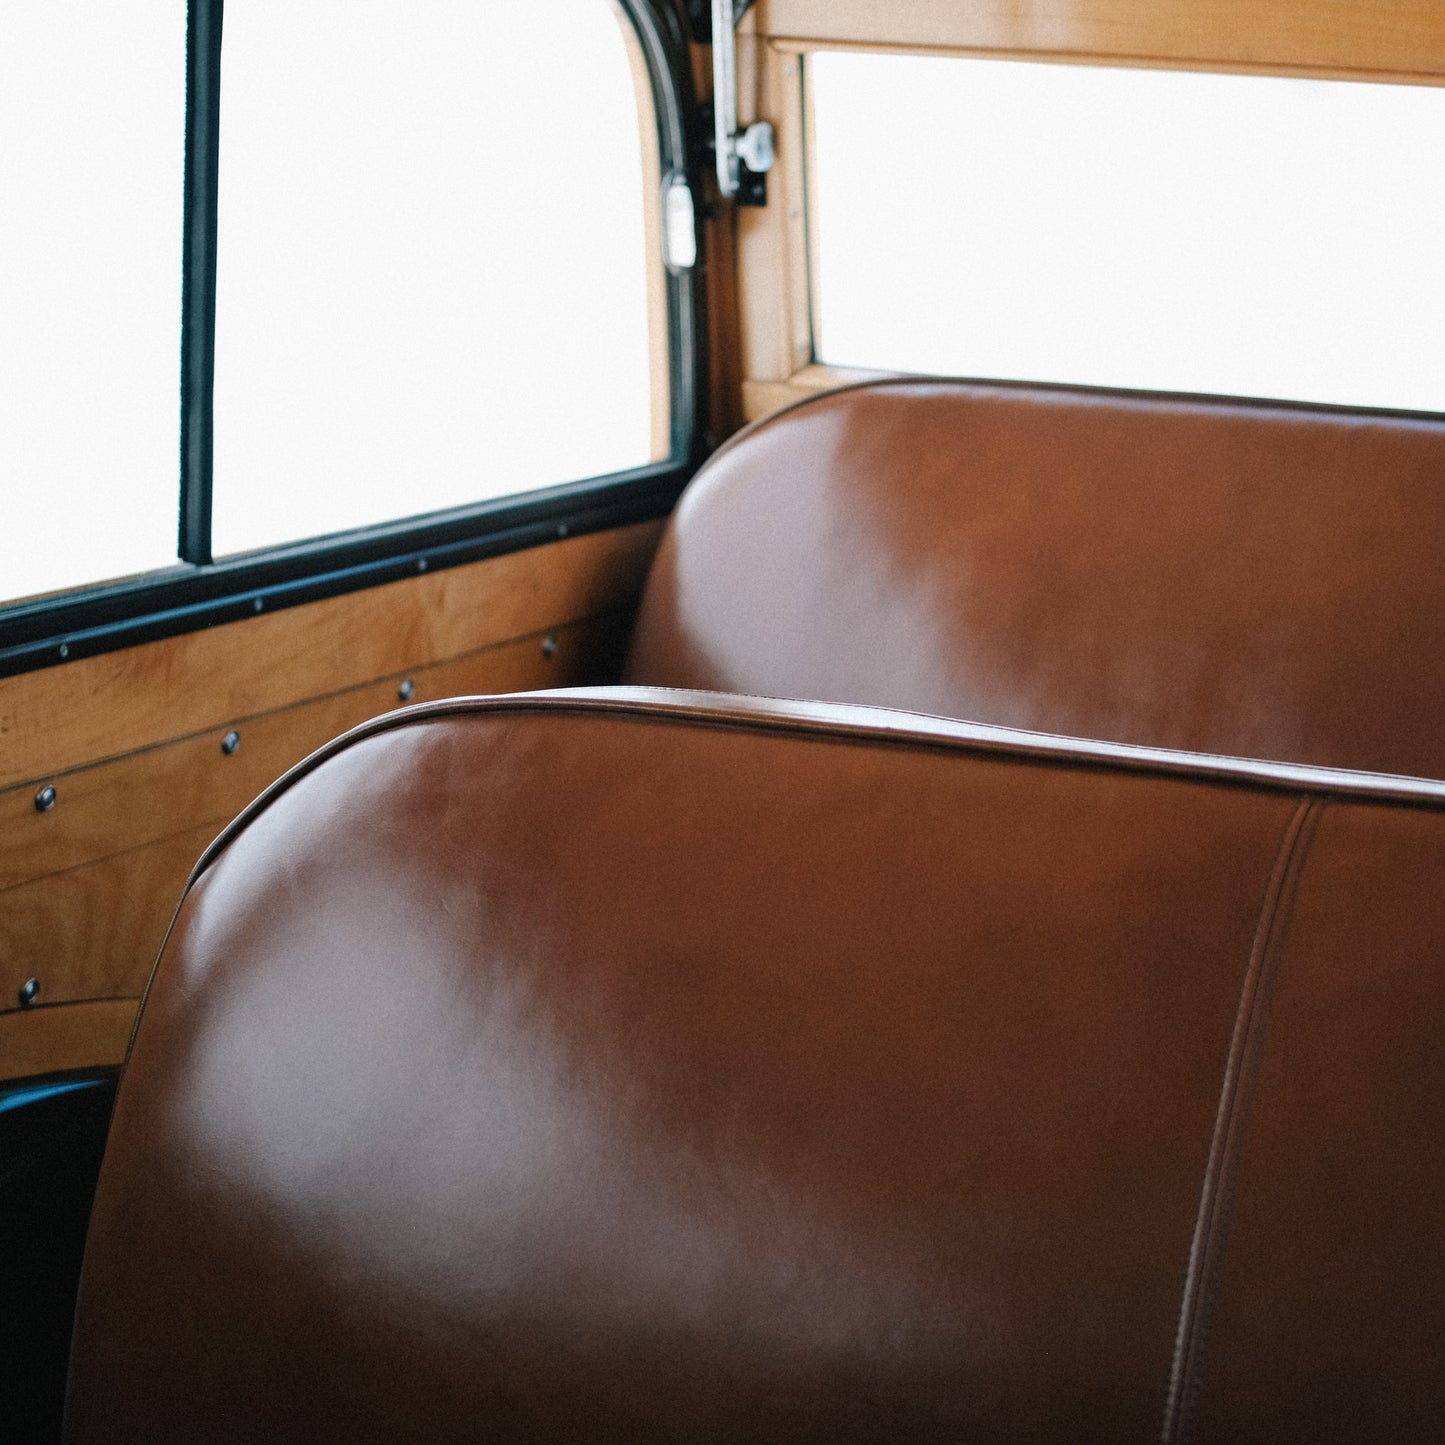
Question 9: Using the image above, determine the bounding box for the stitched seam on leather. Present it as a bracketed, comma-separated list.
[1161, 795, 1323, 1445]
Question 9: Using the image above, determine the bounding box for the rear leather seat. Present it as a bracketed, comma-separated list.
[66, 689, 1445, 1443]
[625, 379, 1445, 778]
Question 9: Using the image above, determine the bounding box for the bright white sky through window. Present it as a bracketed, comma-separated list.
[212, 0, 658, 556]
[1, 0, 659, 606]
[811, 53, 1445, 411]
[0, 3, 186, 607]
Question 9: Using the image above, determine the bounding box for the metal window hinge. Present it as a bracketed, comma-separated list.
[708, 0, 773, 206]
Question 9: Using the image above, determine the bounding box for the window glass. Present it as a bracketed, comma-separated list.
[0, 2, 186, 606]
[212, 0, 665, 557]
[810, 52, 1445, 411]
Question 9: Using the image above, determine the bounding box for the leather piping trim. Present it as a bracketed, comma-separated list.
[1161, 795, 1324, 1445]
[184, 688, 1445, 890]
[127, 689, 1435, 1079]
[702, 372, 1445, 478]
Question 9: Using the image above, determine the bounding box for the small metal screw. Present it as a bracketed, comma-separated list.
[34, 784, 56, 813]
[221, 730, 241, 755]
[541, 636, 558, 659]
[253, 597, 264, 613]
[417, 557, 428, 573]
[397, 678, 415, 703]
[555, 523, 569, 539]
[18, 977, 40, 1008]
[58, 642, 70, 659]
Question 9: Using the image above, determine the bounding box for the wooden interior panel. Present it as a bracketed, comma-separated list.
[0, 1000, 136, 1078]
[1, 525, 656, 1081]
[735, 37, 811, 386]
[0, 616, 624, 895]
[749, 0, 1445, 81]
[1, 823, 220, 1018]
[0, 521, 662, 791]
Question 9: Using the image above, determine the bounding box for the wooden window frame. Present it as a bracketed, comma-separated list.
[732, 0, 1445, 424]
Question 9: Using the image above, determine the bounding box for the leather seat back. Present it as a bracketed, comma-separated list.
[66, 690, 1445, 1442]
[625, 380, 1445, 776]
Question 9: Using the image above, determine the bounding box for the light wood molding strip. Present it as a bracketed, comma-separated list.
[751, 0, 1445, 82]
[0, 521, 662, 790]
[741, 363, 895, 423]
[736, 40, 813, 382]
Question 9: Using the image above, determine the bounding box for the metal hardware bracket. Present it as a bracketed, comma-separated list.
[709, 0, 773, 204]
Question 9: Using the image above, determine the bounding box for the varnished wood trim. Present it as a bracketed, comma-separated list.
[751, 0, 1445, 82]
[0, 616, 626, 893]
[0, 521, 663, 790]
[771, 34, 1445, 87]
[0, 824, 220, 1017]
[741, 363, 894, 422]
[0, 999, 137, 1080]
[736, 41, 812, 383]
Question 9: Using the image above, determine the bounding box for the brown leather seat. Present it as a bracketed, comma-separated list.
[67, 689, 1445, 1442]
[625, 379, 1445, 777]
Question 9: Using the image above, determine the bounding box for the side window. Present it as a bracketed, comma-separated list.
[213, 0, 669, 555]
[0, 3, 187, 605]
[1, 1, 696, 642]
[807, 51, 1445, 412]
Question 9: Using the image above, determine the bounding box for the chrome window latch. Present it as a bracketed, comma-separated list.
[710, 0, 774, 205]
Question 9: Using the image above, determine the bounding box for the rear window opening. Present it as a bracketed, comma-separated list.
[809, 51, 1445, 412]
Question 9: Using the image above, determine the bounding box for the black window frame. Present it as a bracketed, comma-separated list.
[0, 0, 706, 678]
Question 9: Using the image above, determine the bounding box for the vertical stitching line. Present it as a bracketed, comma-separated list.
[1160, 795, 1324, 1445]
